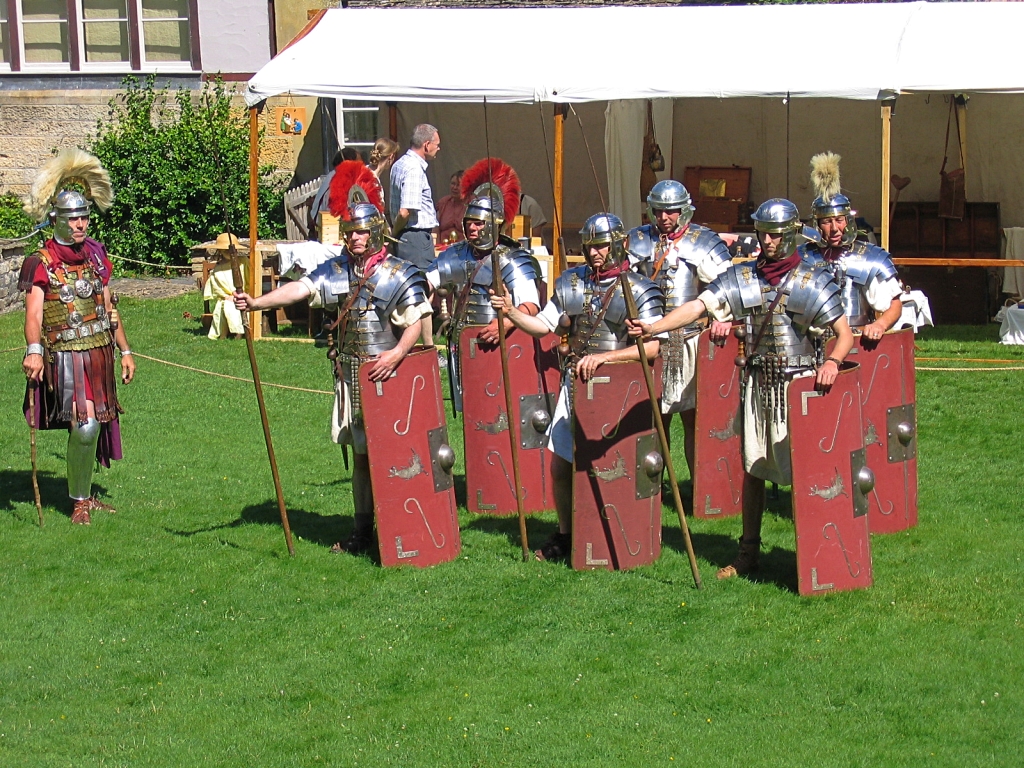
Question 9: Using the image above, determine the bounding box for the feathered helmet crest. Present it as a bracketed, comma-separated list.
[809, 151, 856, 245]
[24, 149, 113, 245]
[328, 159, 387, 252]
[460, 158, 521, 250]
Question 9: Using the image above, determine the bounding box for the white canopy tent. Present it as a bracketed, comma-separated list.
[241, 2, 1024, 329]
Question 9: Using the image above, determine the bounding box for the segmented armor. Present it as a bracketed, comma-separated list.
[799, 241, 898, 328]
[433, 239, 540, 327]
[555, 266, 664, 355]
[704, 261, 843, 420]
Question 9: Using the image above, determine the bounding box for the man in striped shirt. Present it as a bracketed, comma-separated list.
[390, 123, 441, 348]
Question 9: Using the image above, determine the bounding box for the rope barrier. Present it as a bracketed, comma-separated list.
[110, 254, 194, 271]
[918, 366, 1024, 371]
[133, 352, 332, 395]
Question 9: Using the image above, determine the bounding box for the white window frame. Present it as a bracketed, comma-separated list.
[0, 1, 13, 71]
[9, 0, 196, 73]
[337, 99, 379, 159]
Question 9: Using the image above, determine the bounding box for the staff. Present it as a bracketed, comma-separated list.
[619, 272, 702, 589]
[28, 382, 44, 527]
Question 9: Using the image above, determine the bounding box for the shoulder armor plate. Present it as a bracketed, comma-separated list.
[554, 265, 589, 317]
[371, 255, 427, 316]
[626, 224, 659, 266]
[843, 241, 898, 285]
[676, 224, 731, 269]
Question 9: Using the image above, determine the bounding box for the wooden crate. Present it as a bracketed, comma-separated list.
[318, 212, 340, 244]
[683, 166, 752, 232]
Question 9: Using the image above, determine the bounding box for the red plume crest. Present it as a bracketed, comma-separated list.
[328, 160, 385, 220]
[460, 158, 521, 223]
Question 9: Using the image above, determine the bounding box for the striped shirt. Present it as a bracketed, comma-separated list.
[389, 149, 438, 229]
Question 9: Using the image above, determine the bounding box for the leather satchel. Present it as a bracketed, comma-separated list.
[938, 98, 966, 220]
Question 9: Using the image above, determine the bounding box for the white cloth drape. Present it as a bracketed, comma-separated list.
[604, 100, 674, 230]
[1001, 228, 1024, 298]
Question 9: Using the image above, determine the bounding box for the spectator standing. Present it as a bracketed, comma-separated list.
[390, 124, 441, 348]
[435, 170, 467, 245]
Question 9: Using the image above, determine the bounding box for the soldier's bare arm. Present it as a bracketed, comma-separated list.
[627, 297, 707, 340]
[862, 297, 903, 341]
[233, 280, 312, 313]
[817, 315, 853, 389]
[23, 286, 45, 382]
[367, 319, 422, 382]
[489, 291, 550, 338]
[478, 301, 539, 344]
[105, 286, 135, 384]
[576, 340, 660, 381]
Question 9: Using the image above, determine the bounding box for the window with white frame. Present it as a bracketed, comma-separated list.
[5, 0, 196, 71]
[338, 100, 379, 162]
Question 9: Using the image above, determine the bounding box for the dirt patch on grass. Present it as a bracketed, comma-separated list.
[109, 277, 198, 300]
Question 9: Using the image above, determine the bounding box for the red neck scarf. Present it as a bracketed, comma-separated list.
[757, 252, 801, 286]
[46, 239, 89, 266]
[665, 223, 690, 242]
[357, 245, 388, 277]
[594, 261, 629, 282]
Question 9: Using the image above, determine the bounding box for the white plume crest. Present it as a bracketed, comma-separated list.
[810, 152, 842, 201]
[23, 148, 114, 223]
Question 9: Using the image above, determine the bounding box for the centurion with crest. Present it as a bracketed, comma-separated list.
[19, 149, 135, 525]
[426, 158, 559, 515]
[800, 153, 918, 534]
[234, 164, 460, 566]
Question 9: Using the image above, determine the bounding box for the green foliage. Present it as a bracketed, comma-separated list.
[1, 301, 1022, 765]
[87, 75, 285, 270]
[0, 193, 41, 251]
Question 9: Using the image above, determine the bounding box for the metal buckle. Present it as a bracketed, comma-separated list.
[67, 310, 84, 328]
[74, 278, 95, 299]
[58, 284, 76, 303]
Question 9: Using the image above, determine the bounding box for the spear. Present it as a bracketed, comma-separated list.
[28, 382, 44, 527]
[619, 273, 702, 589]
[483, 97, 530, 561]
[209, 99, 295, 556]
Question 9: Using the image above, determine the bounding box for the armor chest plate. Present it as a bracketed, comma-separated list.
[461, 286, 498, 326]
[659, 259, 700, 309]
[571, 279, 629, 353]
[828, 260, 872, 328]
[340, 285, 399, 358]
[43, 262, 111, 352]
[745, 287, 815, 362]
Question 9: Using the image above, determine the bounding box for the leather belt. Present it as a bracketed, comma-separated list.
[46, 316, 111, 343]
[749, 353, 815, 372]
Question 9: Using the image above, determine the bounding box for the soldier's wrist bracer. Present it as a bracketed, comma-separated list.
[25, 343, 44, 358]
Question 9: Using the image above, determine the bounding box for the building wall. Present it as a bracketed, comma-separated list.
[198, 0, 273, 75]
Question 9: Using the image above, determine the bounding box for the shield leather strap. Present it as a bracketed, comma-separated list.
[692, 328, 743, 519]
[827, 328, 917, 533]
[788, 363, 873, 596]
[571, 358, 663, 571]
[359, 346, 461, 567]
[460, 325, 558, 515]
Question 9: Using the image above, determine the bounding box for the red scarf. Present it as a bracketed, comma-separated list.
[358, 245, 388, 277]
[595, 261, 629, 282]
[47, 239, 90, 265]
[665, 223, 690, 242]
[757, 252, 801, 286]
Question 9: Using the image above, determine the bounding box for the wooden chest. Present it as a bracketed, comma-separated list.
[683, 166, 753, 233]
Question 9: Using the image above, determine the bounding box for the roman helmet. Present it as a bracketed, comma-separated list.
[460, 158, 521, 251]
[23, 149, 113, 246]
[750, 198, 821, 259]
[580, 212, 628, 267]
[809, 152, 857, 246]
[646, 179, 695, 232]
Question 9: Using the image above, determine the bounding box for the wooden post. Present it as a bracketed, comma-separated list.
[553, 103, 566, 277]
[881, 103, 891, 252]
[388, 102, 398, 143]
[956, 96, 967, 182]
[249, 105, 262, 340]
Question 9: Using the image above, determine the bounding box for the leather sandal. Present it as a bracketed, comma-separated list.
[71, 499, 92, 526]
[535, 531, 571, 563]
[333, 529, 375, 555]
[716, 536, 760, 580]
[89, 497, 117, 514]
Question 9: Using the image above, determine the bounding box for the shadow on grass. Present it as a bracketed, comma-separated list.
[166, 500, 350, 552]
[463, 513, 560, 552]
[0, 469, 109, 524]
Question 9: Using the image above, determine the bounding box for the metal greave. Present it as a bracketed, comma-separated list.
[67, 417, 100, 500]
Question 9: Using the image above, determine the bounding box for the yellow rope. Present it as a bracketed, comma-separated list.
[110, 254, 194, 271]
[132, 353, 332, 395]
[916, 356, 1024, 364]
[918, 366, 1024, 371]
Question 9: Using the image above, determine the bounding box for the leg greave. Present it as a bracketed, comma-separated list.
[67, 418, 100, 500]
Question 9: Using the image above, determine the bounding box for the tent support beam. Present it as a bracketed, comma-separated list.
[553, 103, 566, 276]
[249, 105, 262, 339]
[881, 103, 891, 252]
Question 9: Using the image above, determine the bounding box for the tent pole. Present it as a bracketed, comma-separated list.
[553, 103, 566, 277]
[388, 102, 398, 142]
[249, 105, 262, 340]
[881, 103, 891, 252]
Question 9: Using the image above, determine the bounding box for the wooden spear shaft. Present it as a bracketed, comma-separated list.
[619, 273, 702, 589]
[28, 382, 43, 527]
[493, 251, 530, 561]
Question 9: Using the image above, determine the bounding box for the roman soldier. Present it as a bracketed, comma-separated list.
[234, 191, 451, 562]
[626, 179, 732, 475]
[629, 200, 856, 581]
[799, 152, 902, 338]
[426, 159, 559, 515]
[19, 149, 135, 525]
[492, 213, 665, 565]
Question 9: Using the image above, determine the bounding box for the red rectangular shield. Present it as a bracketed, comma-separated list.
[360, 346, 461, 567]
[458, 326, 561, 515]
[693, 329, 743, 519]
[572, 359, 663, 571]
[827, 328, 918, 533]
[788, 365, 873, 596]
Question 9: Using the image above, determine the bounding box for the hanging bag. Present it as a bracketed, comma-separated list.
[938, 97, 966, 220]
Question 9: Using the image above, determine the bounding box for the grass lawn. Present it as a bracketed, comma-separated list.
[1, 293, 1022, 767]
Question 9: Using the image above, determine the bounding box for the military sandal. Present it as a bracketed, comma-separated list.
[535, 531, 571, 563]
[71, 499, 92, 526]
[716, 536, 761, 580]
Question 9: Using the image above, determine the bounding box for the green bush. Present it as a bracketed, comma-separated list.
[0, 193, 42, 251]
[88, 75, 286, 271]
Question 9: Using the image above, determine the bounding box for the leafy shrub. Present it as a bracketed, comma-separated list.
[88, 75, 286, 270]
[0, 193, 42, 251]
